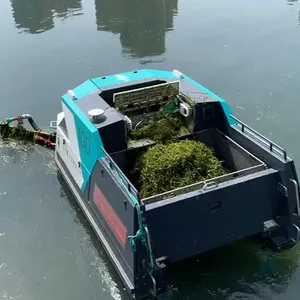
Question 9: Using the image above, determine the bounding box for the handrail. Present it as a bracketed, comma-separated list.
[230, 115, 287, 161]
[292, 224, 300, 243]
[143, 163, 266, 204]
[101, 147, 141, 204]
[290, 179, 300, 216]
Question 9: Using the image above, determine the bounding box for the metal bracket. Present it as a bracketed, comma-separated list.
[50, 121, 57, 129]
[144, 226, 157, 298]
[278, 182, 288, 197]
[202, 181, 218, 191]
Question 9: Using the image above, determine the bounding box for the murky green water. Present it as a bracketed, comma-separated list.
[1, 0, 300, 299]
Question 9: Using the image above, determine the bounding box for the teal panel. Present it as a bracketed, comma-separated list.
[65, 79, 99, 101]
[62, 93, 105, 191]
[91, 69, 178, 88]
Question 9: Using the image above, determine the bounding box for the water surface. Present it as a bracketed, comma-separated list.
[1, 0, 300, 299]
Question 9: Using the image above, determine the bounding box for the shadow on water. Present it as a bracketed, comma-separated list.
[95, 0, 178, 60]
[10, 0, 83, 34]
[164, 237, 300, 300]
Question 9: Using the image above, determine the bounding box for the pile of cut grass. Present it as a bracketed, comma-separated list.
[129, 112, 227, 198]
[137, 140, 227, 198]
[130, 114, 183, 143]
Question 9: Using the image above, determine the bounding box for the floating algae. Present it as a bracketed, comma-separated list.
[0, 122, 36, 140]
[137, 140, 227, 198]
[0, 122, 56, 149]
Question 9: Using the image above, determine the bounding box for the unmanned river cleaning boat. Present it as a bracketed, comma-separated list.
[3, 69, 300, 299]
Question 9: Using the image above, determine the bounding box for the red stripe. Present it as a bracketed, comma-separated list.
[93, 184, 127, 248]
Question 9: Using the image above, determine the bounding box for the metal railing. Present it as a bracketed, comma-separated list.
[290, 179, 300, 217]
[143, 163, 266, 204]
[292, 224, 300, 243]
[230, 115, 287, 161]
[113, 80, 180, 112]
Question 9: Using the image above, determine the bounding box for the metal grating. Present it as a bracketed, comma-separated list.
[113, 81, 180, 113]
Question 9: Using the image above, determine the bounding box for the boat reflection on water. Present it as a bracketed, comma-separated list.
[10, 0, 83, 34]
[287, 0, 298, 5]
[94, 0, 178, 59]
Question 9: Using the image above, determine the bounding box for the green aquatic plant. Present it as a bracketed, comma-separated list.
[8, 127, 35, 140]
[0, 122, 35, 140]
[0, 123, 55, 149]
[130, 114, 184, 143]
[137, 140, 227, 198]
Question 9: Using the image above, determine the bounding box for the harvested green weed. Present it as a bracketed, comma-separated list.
[130, 114, 183, 143]
[138, 140, 227, 198]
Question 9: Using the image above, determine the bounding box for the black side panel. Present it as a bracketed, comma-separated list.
[179, 79, 228, 133]
[89, 159, 136, 289]
[191, 128, 262, 171]
[57, 153, 136, 291]
[89, 158, 169, 299]
[57, 152, 168, 298]
[228, 125, 292, 173]
[77, 93, 128, 153]
[145, 169, 280, 263]
[228, 125, 299, 223]
[194, 102, 228, 133]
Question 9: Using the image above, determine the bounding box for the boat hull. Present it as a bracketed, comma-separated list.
[55, 152, 135, 294]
